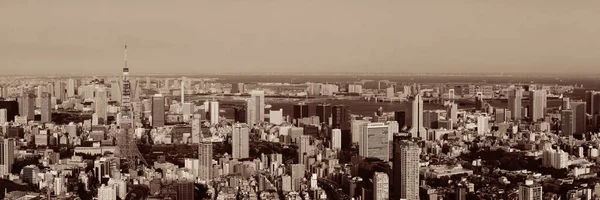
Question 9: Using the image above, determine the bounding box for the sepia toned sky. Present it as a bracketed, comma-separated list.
[1, 0, 600, 75]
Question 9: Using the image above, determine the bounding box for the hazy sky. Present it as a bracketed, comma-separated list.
[1, 0, 600, 75]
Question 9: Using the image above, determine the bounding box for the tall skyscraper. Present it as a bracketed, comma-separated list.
[198, 142, 213, 182]
[67, 78, 76, 97]
[518, 180, 542, 200]
[360, 123, 389, 162]
[0, 138, 15, 178]
[246, 90, 265, 125]
[210, 101, 219, 125]
[373, 172, 389, 200]
[40, 93, 52, 123]
[508, 87, 523, 120]
[95, 88, 108, 124]
[571, 101, 587, 134]
[331, 128, 342, 150]
[332, 105, 349, 130]
[316, 103, 332, 125]
[528, 90, 547, 122]
[298, 135, 314, 165]
[446, 103, 458, 125]
[0, 109, 7, 124]
[269, 109, 283, 125]
[177, 180, 194, 200]
[585, 91, 600, 115]
[232, 124, 249, 159]
[562, 97, 571, 110]
[98, 184, 117, 200]
[394, 111, 406, 129]
[293, 103, 309, 125]
[393, 140, 420, 200]
[180, 77, 186, 104]
[408, 94, 426, 138]
[18, 93, 35, 120]
[151, 94, 165, 127]
[561, 109, 573, 136]
[477, 116, 490, 135]
[54, 81, 65, 100]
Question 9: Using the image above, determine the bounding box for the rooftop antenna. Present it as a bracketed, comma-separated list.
[124, 44, 128, 69]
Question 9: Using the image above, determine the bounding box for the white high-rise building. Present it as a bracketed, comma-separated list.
[269, 109, 283, 125]
[529, 90, 547, 122]
[373, 172, 389, 200]
[408, 94, 426, 138]
[477, 116, 490, 135]
[331, 128, 342, 150]
[67, 78, 76, 97]
[0, 109, 7, 124]
[95, 88, 108, 124]
[394, 141, 420, 200]
[98, 184, 117, 200]
[232, 124, 250, 159]
[210, 101, 219, 125]
[351, 119, 369, 144]
[246, 90, 265, 125]
[360, 123, 389, 162]
[386, 121, 399, 141]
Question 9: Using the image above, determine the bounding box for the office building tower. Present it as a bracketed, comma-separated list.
[110, 81, 122, 103]
[561, 109, 574, 136]
[316, 103, 332, 124]
[477, 116, 490, 135]
[0, 101, 18, 123]
[393, 140, 420, 200]
[495, 108, 507, 123]
[562, 97, 571, 110]
[373, 172, 389, 200]
[408, 94, 426, 138]
[331, 128, 342, 150]
[332, 105, 350, 130]
[394, 111, 406, 129]
[22, 165, 39, 185]
[386, 121, 399, 141]
[571, 101, 587, 134]
[386, 86, 395, 99]
[180, 77, 186, 104]
[0, 138, 15, 178]
[528, 90, 547, 122]
[54, 81, 65, 100]
[0, 109, 6, 124]
[177, 180, 194, 200]
[246, 90, 265, 125]
[18, 93, 35, 120]
[41, 93, 52, 123]
[518, 180, 542, 200]
[585, 91, 600, 115]
[191, 118, 201, 144]
[98, 184, 117, 200]
[232, 124, 249, 159]
[67, 78, 77, 97]
[360, 123, 389, 161]
[95, 89, 108, 124]
[198, 142, 213, 182]
[151, 94, 165, 127]
[508, 88, 523, 120]
[182, 102, 194, 121]
[210, 101, 219, 125]
[269, 109, 283, 125]
[293, 103, 309, 124]
[298, 135, 313, 164]
[351, 119, 370, 144]
[446, 103, 458, 125]
[423, 110, 440, 129]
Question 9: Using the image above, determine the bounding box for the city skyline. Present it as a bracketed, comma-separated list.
[2, 0, 600, 75]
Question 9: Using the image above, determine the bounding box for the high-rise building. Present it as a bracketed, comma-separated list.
[386, 121, 399, 141]
[393, 140, 420, 200]
[495, 108, 507, 123]
[198, 142, 213, 182]
[0, 138, 15, 178]
[477, 116, 490, 135]
[331, 128, 342, 150]
[0, 109, 6, 124]
[562, 97, 571, 110]
[528, 90, 547, 122]
[177, 180, 194, 200]
[22, 165, 39, 185]
[373, 172, 389, 200]
[571, 101, 587, 134]
[586, 91, 600, 115]
[360, 123, 389, 161]
[246, 90, 265, 125]
[98, 184, 117, 200]
[151, 94, 165, 127]
[351, 119, 370, 144]
[316, 103, 332, 125]
[40, 93, 52, 123]
[180, 77, 186, 104]
[518, 180, 542, 200]
[508, 88, 523, 120]
[298, 135, 313, 164]
[446, 103, 458, 125]
[232, 124, 249, 159]
[110, 81, 122, 103]
[191, 118, 201, 144]
[95, 88, 108, 124]
[269, 109, 283, 125]
[293, 103, 309, 125]
[182, 102, 194, 121]
[210, 101, 219, 125]
[408, 94, 426, 138]
[561, 109, 573, 136]
[54, 81, 65, 100]
[332, 105, 349, 130]
[67, 78, 76, 97]
[18, 93, 35, 121]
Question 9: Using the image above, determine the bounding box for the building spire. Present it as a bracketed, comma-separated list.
[124, 44, 128, 69]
